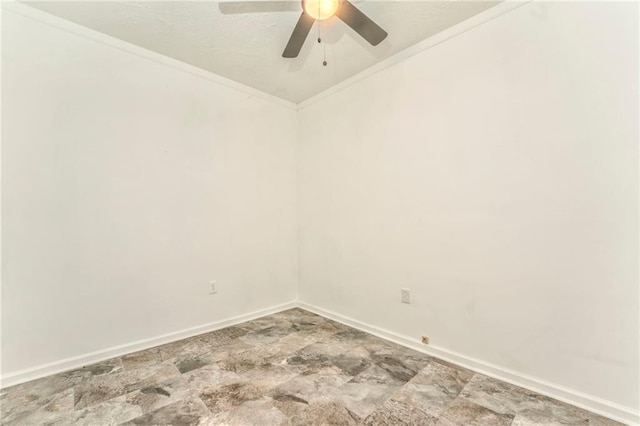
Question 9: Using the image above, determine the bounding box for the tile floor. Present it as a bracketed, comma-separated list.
[0, 308, 622, 425]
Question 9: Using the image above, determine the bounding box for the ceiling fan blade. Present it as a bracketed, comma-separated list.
[335, 0, 387, 46]
[218, 1, 301, 14]
[282, 12, 315, 58]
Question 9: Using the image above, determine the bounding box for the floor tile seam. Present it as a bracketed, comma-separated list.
[458, 381, 595, 423]
[456, 393, 518, 418]
[13, 309, 621, 426]
[72, 366, 184, 412]
[360, 383, 410, 419]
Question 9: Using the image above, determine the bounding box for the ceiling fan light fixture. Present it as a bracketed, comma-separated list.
[283, 0, 387, 58]
[303, 0, 339, 20]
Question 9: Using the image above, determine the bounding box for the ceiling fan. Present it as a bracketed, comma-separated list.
[282, 0, 388, 58]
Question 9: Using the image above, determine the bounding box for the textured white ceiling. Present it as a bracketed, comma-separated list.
[24, 1, 500, 103]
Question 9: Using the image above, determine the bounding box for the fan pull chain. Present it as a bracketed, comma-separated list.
[317, 2, 322, 45]
[323, 42, 327, 66]
[317, 20, 327, 67]
[322, 19, 327, 67]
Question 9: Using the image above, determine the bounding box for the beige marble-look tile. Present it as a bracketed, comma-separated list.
[287, 317, 352, 344]
[512, 408, 625, 426]
[369, 345, 432, 378]
[367, 351, 422, 384]
[215, 344, 288, 375]
[512, 408, 585, 425]
[349, 363, 406, 387]
[342, 356, 421, 417]
[331, 328, 376, 341]
[290, 314, 332, 330]
[413, 359, 475, 387]
[240, 323, 300, 347]
[587, 413, 626, 426]
[437, 397, 515, 426]
[265, 330, 322, 357]
[270, 308, 320, 323]
[9, 393, 143, 426]
[122, 394, 212, 425]
[1, 357, 116, 406]
[40, 387, 75, 413]
[0, 362, 97, 425]
[460, 373, 541, 414]
[284, 341, 372, 377]
[364, 398, 439, 426]
[158, 335, 211, 362]
[73, 360, 181, 410]
[331, 377, 404, 419]
[275, 398, 362, 426]
[327, 329, 392, 352]
[239, 362, 299, 390]
[210, 398, 290, 426]
[198, 381, 266, 415]
[460, 374, 598, 424]
[198, 325, 249, 345]
[71, 357, 124, 378]
[320, 318, 352, 333]
[0, 308, 624, 426]
[0, 387, 75, 426]
[181, 363, 243, 394]
[121, 348, 162, 371]
[391, 360, 474, 417]
[173, 351, 216, 374]
[270, 368, 353, 403]
[323, 327, 392, 353]
[238, 316, 294, 333]
[68, 394, 144, 426]
[200, 335, 255, 364]
[279, 311, 348, 338]
[124, 375, 189, 414]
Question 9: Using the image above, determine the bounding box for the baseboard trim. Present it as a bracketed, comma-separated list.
[3, 300, 637, 424]
[296, 301, 640, 426]
[0, 301, 297, 389]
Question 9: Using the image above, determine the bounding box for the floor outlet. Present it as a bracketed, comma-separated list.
[401, 288, 411, 304]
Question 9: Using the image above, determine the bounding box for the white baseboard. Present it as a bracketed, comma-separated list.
[2, 300, 637, 425]
[296, 301, 640, 426]
[0, 301, 297, 389]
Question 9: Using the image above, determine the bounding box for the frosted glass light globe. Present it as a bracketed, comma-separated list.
[303, 0, 339, 20]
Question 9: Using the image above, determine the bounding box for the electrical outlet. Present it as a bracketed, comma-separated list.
[401, 288, 410, 304]
[422, 336, 429, 345]
[209, 280, 217, 294]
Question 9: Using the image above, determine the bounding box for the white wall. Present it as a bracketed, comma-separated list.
[298, 1, 639, 412]
[2, 0, 639, 420]
[1, 7, 297, 375]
